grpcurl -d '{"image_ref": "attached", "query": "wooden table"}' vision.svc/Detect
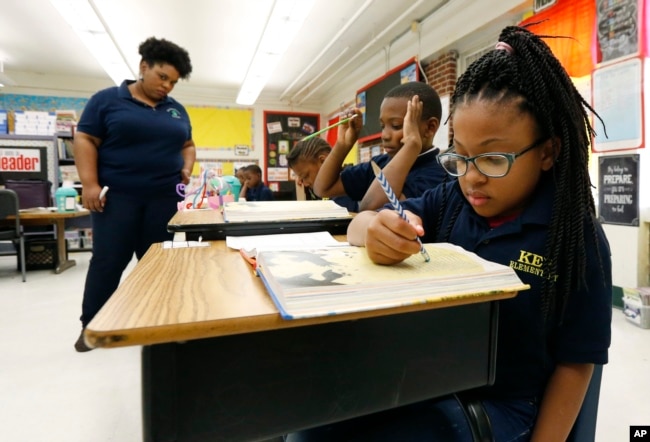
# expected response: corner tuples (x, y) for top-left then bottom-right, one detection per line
(86, 239), (518, 442)
(6, 208), (90, 273)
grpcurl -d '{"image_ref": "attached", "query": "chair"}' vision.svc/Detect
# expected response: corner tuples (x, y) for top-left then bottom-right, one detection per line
(0, 189), (26, 282)
(459, 364), (604, 442)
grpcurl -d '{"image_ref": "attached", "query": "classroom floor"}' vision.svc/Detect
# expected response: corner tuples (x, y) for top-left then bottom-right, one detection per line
(0, 251), (648, 442)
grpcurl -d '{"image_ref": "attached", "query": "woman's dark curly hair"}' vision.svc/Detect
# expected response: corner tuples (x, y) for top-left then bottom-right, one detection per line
(139, 37), (192, 79)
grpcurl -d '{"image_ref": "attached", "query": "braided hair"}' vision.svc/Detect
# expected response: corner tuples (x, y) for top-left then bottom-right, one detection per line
(450, 25), (605, 321)
(286, 137), (332, 168)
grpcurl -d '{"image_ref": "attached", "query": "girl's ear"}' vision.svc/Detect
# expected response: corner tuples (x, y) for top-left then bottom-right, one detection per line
(317, 154), (327, 165)
(540, 137), (560, 171)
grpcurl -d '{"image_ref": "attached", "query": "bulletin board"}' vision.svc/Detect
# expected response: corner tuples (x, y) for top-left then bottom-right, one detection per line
(598, 154), (639, 226)
(263, 111), (319, 200)
(186, 106), (253, 150)
(355, 57), (421, 143)
(592, 57), (644, 152)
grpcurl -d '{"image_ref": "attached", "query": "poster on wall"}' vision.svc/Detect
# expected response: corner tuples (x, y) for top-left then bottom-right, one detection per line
(598, 154), (639, 226)
(596, 0), (639, 64)
(592, 57), (643, 152)
(263, 111), (319, 200)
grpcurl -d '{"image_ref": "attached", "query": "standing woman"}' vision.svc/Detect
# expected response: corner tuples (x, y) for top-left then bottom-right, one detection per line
(74, 37), (194, 352)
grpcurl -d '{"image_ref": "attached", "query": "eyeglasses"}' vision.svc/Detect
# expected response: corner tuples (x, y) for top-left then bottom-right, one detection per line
(437, 138), (547, 178)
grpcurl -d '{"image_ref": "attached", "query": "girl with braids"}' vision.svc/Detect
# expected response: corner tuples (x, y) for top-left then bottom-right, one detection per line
(287, 137), (359, 212)
(289, 25), (612, 441)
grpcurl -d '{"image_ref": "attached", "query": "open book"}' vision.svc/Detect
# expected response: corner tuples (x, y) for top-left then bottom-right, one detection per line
(256, 243), (530, 320)
(222, 200), (351, 223)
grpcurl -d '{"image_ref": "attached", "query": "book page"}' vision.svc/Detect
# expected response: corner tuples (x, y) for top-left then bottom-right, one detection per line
(260, 244), (492, 290)
(226, 231), (344, 252)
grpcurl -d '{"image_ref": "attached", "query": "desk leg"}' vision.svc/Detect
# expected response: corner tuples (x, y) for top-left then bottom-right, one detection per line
(54, 219), (75, 274)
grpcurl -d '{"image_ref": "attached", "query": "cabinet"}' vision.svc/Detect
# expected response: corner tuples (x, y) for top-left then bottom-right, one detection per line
(56, 133), (92, 252)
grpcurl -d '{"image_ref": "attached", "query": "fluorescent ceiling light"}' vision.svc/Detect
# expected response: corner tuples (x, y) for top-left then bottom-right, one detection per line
(236, 0), (315, 105)
(49, 0), (134, 85)
(0, 61), (16, 87)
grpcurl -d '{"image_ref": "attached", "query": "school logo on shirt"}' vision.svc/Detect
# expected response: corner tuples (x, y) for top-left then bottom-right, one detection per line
(167, 108), (182, 119)
(510, 250), (558, 282)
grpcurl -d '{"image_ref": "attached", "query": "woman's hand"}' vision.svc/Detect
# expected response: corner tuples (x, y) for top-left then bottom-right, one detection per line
(82, 184), (105, 212)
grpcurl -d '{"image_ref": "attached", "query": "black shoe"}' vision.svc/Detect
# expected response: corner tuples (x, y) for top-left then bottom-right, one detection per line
(74, 329), (93, 352)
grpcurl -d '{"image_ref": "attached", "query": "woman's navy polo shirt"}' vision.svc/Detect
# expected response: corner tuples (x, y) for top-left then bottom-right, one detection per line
(76, 80), (192, 197)
(400, 177), (612, 399)
(340, 148), (447, 201)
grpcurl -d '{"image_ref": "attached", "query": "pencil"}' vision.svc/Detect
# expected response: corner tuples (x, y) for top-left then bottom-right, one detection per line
(300, 114), (357, 141)
(370, 161), (430, 262)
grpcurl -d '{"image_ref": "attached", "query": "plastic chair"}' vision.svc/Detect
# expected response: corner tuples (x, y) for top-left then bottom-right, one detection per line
(0, 189), (26, 282)
(459, 364), (603, 442)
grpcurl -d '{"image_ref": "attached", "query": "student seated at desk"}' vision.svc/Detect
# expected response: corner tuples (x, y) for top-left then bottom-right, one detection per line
(289, 25), (612, 442)
(239, 164), (273, 201)
(287, 137), (359, 212)
(312, 81), (447, 211)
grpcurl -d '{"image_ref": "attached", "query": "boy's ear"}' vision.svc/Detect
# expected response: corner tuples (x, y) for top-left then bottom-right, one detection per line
(540, 137), (560, 171)
(424, 117), (440, 140)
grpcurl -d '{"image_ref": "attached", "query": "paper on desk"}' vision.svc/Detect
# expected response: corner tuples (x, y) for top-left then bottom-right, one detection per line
(226, 231), (347, 257)
(163, 240), (210, 249)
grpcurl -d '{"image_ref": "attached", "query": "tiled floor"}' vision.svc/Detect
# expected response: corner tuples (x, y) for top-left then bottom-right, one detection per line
(0, 251), (648, 442)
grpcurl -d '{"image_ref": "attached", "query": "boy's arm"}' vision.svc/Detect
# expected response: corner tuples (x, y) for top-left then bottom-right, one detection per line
(358, 96), (424, 211)
(312, 110), (362, 198)
(530, 362), (594, 441)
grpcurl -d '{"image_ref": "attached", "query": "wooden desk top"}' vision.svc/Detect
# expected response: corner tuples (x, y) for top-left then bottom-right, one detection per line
(86, 238), (518, 349)
(12, 208), (90, 221)
(168, 208), (225, 227)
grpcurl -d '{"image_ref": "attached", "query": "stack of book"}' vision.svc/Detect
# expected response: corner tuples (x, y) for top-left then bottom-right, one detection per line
(222, 200), (351, 223)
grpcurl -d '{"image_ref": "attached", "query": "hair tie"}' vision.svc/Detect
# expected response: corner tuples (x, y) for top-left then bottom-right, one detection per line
(495, 41), (514, 54)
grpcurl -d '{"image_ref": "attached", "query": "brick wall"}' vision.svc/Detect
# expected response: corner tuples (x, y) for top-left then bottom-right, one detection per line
(424, 51), (458, 97)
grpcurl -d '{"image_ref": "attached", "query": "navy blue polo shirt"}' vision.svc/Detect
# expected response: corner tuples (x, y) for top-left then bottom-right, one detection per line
(340, 147), (447, 202)
(400, 177), (612, 399)
(76, 80), (192, 197)
(246, 184), (274, 201)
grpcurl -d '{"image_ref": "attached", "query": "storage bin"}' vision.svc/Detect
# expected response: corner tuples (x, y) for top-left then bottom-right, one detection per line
(17, 239), (60, 271)
(623, 295), (650, 329)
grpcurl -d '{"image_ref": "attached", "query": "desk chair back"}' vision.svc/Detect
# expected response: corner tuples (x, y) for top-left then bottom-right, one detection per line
(459, 364), (604, 442)
(0, 189), (26, 281)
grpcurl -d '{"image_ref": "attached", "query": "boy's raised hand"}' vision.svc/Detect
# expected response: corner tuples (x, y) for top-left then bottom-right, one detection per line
(365, 209), (425, 265)
(336, 108), (363, 149)
(401, 95), (423, 150)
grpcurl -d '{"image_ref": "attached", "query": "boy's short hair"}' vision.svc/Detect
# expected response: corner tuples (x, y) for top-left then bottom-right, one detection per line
(244, 164), (262, 176)
(385, 81), (442, 121)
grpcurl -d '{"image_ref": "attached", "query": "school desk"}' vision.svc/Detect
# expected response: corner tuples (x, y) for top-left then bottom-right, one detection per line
(167, 207), (352, 240)
(85, 239), (518, 442)
(3, 208), (90, 273)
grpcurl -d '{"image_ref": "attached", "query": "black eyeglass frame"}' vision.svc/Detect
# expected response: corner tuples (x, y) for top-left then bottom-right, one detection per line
(437, 137), (548, 178)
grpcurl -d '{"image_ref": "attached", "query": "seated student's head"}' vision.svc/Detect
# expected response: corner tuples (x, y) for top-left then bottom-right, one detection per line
(243, 164), (263, 188)
(380, 81), (441, 157)
(286, 138), (332, 188)
(235, 167), (245, 185)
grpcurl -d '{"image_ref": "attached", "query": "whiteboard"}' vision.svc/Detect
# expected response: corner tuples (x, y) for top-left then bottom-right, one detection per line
(592, 57), (643, 152)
